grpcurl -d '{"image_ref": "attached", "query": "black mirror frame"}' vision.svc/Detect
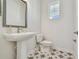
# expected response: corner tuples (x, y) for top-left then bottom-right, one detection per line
(3, 0), (27, 28)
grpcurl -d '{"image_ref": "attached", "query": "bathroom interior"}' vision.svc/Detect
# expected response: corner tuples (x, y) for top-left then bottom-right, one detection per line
(0, 0), (78, 59)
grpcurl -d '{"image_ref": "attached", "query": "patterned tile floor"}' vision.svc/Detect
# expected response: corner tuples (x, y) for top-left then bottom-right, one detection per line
(27, 45), (74, 59)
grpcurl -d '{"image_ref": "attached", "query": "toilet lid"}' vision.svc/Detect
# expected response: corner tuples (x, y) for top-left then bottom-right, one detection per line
(40, 40), (52, 46)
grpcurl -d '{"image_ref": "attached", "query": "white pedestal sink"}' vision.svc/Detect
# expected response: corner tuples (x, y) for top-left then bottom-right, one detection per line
(4, 32), (36, 41)
(4, 32), (37, 59)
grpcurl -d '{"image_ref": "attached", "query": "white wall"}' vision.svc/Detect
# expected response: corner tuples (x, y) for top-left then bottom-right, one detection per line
(0, 16), (15, 59)
(27, 0), (41, 33)
(41, 0), (75, 51)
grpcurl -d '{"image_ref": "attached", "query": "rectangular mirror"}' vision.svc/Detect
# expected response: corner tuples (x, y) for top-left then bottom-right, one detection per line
(3, 0), (27, 28)
(48, 0), (60, 20)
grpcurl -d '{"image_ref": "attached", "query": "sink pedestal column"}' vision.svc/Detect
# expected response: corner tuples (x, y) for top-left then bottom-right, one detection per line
(17, 36), (36, 59)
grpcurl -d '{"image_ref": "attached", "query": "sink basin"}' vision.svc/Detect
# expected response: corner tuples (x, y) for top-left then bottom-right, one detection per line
(4, 32), (36, 41)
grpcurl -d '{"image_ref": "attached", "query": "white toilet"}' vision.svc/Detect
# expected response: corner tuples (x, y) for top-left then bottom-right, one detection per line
(36, 34), (53, 52)
(36, 33), (52, 47)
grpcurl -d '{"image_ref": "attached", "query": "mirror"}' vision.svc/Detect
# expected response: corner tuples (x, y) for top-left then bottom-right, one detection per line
(3, 0), (27, 28)
(48, 0), (60, 20)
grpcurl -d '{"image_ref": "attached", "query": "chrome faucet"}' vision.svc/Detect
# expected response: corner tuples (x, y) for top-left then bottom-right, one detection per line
(17, 27), (23, 33)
